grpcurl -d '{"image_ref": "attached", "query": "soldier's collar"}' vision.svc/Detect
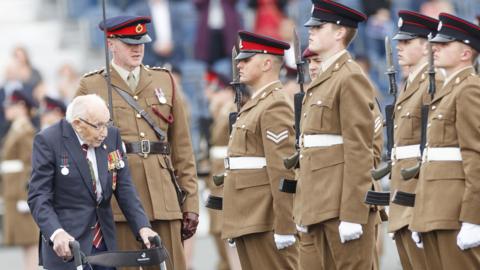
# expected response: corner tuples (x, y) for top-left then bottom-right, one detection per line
(251, 80), (281, 100)
(111, 60), (140, 83)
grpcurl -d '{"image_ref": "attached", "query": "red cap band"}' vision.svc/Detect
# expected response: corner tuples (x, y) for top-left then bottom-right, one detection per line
(107, 23), (147, 37)
(240, 40), (285, 55)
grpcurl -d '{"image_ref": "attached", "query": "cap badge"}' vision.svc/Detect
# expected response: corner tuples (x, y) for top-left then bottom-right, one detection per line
(239, 40), (243, 49)
(311, 4), (315, 14)
(398, 17), (403, 28)
(135, 24), (143, 34)
(438, 21), (442, 31)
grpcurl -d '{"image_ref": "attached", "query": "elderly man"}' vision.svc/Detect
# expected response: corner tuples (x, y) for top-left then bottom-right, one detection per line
(28, 94), (157, 270)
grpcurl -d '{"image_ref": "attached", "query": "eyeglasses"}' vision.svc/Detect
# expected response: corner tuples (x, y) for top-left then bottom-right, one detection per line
(79, 118), (114, 131)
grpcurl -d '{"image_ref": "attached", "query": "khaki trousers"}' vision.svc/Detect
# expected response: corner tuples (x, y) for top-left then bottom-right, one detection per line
(394, 226), (428, 270)
(235, 231), (298, 270)
(422, 229), (480, 270)
(298, 211), (377, 270)
(115, 220), (186, 270)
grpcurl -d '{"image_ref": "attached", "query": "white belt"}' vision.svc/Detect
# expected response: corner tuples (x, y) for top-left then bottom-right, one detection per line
(210, 146), (228, 159)
(423, 147), (462, 162)
(391, 144), (421, 160)
(0, 160), (24, 174)
(302, 134), (344, 148)
(224, 157), (267, 170)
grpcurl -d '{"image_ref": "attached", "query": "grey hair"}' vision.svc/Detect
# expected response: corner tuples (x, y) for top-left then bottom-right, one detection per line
(65, 94), (108, 123)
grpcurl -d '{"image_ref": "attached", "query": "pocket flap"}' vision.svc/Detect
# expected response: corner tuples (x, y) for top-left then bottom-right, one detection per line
(310, 144), (344, 170)
(146, 96), (172, 107)
(310, 96), (334, 108)
(235, 169), (269, 189)
(425, 162), (465, 180)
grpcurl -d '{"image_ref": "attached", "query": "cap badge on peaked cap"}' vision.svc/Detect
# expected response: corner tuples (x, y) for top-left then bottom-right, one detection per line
(398, 17), (403, 28)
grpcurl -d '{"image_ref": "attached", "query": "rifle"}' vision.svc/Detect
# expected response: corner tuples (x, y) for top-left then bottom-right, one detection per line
(283, 28), (305, 170)
(280, 28), (304, 194)
(400, 33), (436, 181)
(370, 36), (397, 180)
(101, 0), (114, 121)
(211, 47), (243, 188)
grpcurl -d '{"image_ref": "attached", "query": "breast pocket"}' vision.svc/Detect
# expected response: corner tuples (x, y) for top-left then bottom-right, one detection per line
(305, 97), (334, 131)
(112, 102), (137, 135)
(399, 107), (421, 140)
(146, 96), (173, 130)
(429, 111), (456, 144)
(229, 120), (258, 155)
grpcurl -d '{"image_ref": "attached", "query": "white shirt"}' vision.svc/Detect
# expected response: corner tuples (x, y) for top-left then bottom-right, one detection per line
(251, 80), (281, 100)
(75, 133), (102, 202)
(111, 60), (140, 86)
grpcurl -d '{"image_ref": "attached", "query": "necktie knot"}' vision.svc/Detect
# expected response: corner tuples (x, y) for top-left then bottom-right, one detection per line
(127, 72), (136, 90)
(81, 144), (88, 158)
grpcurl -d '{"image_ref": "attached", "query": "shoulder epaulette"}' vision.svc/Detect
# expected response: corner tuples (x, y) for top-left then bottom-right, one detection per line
(145, 65), (169, 72)
(83, 68), (105, 78)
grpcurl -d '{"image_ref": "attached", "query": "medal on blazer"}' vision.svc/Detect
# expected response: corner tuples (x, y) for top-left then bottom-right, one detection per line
(108, 150), (125, 170)
(60, 152), (69, 175)
(154, 88), (167, 104)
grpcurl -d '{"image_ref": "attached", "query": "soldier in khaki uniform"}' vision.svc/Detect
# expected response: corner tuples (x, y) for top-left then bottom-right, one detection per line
(409, 13), (480, 269)
(294, 1), (379, 269)
(1, 90), (38, 270)
(386, 11), (441, 270)
(75, 16), (198, 270)
(221, 31), (298, 270)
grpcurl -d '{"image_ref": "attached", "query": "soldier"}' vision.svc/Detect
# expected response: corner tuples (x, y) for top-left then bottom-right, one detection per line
(0, 90), (39, 270)
(302, 48), (321, 81)
(75, 16), (198, 270)
(221, 31), (298, 269)
(294, 1), (379, 269)
(386, 10), (441, 270)
(409, 13), (480, 269)
(40, 96), (66, 129)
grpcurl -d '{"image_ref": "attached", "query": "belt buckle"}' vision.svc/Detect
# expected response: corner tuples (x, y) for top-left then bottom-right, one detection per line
(224, 157), (230, 170)
(141, 139), (151, 158)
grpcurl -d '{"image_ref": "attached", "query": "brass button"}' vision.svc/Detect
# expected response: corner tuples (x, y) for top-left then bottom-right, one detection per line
(397, 105), (402, 110)
(406, 112), (410, 116)
(438, 114), (443, 119)
(136, 113), (141, 118)
(427, 123), (431, 128)
(394, 124), (398, 129)
(432, 105), (436, 110)
(309, 92), (313, 97)
(133, 95), (139, 100)
(300, 154), (303, 159)
(317, 100), (322, 105)
(241, 124), (246, 129)
(140, 132), (145, 137)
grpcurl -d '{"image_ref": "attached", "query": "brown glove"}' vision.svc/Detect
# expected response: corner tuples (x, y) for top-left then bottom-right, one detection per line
(181, 212), (199, 240)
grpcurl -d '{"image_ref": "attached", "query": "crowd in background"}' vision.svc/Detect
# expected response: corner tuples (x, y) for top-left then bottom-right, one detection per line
(0, 1), (479, 269)
(1, 0), (479, 157)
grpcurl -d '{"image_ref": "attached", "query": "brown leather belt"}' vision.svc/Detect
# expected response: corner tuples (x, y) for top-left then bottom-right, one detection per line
(125, 140), (170, 156)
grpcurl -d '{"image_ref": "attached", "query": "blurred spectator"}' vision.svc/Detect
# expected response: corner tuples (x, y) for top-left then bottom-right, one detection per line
(420, 0), (454, 18)
(248, 0), (288, 39)
(130, 0), (176, 66)
(1, 90), (39, 270)
(57, 63), (80, 103)
(8, 46), (43, 97)
(364, 7), (394, 96)
(194, 0), (241, 66)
